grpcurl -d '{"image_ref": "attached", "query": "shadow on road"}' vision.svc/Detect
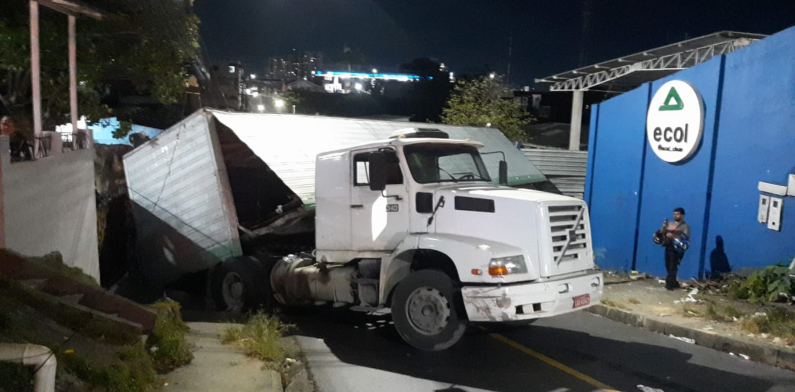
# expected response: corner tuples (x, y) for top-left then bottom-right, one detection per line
(275, 307), (777, 392)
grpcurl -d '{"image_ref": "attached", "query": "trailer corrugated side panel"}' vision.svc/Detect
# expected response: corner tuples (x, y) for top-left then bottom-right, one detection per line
(210, 111), (546, 206)
(124, 111), (242, 284)
(522, 149), (587, 199)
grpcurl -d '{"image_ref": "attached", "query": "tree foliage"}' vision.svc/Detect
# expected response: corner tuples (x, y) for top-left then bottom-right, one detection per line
(441, 75), (531, 142)
(0, 0), (199, 135)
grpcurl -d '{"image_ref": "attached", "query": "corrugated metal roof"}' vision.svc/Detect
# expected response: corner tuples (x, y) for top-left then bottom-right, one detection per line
(210, 110), (547, 205)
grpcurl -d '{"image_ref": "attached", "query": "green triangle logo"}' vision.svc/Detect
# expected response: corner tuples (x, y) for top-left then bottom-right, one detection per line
(659, 87), (684, 111)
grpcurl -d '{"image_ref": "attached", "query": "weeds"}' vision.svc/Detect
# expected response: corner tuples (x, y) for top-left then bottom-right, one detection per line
(601, 298), (629, 310)
(0, 362), (34, 392)
(628, 298), (641, 305)
(22, 251), (98, 286)
(0, 279), (194, 392)
(728, 262), (795, 303)
(146, 301), (194, 373)
(740, 307), (795, 344)
(222, 312), (294, 367)
(61, 346), (157, 392)
(0, 279), (140, 345)
(682, 305), (702, 318)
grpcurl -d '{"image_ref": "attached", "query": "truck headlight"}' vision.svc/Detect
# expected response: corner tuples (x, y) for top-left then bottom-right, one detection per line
(488, 255), (527, 276)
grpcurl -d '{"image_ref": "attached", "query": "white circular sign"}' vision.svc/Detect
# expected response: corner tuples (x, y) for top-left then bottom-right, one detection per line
(646, 80), (704, 163)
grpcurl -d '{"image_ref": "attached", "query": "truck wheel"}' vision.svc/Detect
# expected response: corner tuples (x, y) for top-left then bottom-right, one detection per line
(391, 270), (466, 351)
(211, 256), (271, 312)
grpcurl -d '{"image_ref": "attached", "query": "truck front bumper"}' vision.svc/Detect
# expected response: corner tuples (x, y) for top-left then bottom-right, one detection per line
(461, 269), (603, 322)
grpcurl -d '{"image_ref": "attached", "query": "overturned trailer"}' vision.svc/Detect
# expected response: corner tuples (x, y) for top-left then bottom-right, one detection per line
(124, 109), (549, 285)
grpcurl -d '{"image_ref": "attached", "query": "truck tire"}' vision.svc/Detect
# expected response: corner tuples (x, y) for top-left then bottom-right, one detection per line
(391, 270), (467, 351)
(211, 256), (273, 312)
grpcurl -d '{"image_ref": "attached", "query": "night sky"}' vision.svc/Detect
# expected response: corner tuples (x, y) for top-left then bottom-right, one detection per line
(194, 0), (795, 85)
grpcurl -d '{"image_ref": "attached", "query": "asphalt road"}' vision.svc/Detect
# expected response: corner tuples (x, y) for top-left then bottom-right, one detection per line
(281, 308), (795, 392)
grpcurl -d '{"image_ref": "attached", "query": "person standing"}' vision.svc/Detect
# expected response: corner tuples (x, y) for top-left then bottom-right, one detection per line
(0, 116), (31, 162)
(659, 207), (691, 291)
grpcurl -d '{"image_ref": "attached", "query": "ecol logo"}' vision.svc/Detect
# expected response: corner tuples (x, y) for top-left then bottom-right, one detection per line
(646, 80), (704, 163)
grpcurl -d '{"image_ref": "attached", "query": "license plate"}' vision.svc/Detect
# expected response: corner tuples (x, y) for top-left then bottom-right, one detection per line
(573, 294), (590, 309)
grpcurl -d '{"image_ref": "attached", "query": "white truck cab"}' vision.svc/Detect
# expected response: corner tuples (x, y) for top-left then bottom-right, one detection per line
(270, 128), (603, 350)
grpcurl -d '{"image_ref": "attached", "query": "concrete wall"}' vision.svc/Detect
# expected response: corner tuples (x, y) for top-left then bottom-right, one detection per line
(586, 26), (795, 278)
(1, 139), (100, 282)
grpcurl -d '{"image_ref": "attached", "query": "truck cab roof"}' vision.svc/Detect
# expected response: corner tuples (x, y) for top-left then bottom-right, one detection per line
(319, 137), (485, 157)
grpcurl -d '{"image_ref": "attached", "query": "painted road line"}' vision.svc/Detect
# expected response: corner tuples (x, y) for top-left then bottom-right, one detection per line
(490, 333), (619, 392)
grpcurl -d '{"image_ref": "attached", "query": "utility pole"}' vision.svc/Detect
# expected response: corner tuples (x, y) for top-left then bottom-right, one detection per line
(506, 36), (513, 85)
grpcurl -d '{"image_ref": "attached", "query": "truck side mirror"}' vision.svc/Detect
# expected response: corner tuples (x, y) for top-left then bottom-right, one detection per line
(369, 152), (387, 192)
(499, 160), (508, 185)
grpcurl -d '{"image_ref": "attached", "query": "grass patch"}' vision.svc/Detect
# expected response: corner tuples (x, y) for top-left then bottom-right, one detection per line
(61, 345), (157, 392)
(0, 362), (34, 392)
(221, 312), (293, 368)
(146, 301), (194, 373)
(704, 304), (747, 322)
(628, 298), (641, 305)
(682, 305), (703, 318)
(740, 307), (795, 344)
(22, 251), (98, 286)
(601, 298), (629, 310)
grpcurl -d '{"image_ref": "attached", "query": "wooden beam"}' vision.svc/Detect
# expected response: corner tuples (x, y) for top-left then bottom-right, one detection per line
(38, 0), (103, 20)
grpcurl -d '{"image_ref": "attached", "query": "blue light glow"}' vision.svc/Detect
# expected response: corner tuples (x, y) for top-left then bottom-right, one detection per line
(314, 70), (426, 81)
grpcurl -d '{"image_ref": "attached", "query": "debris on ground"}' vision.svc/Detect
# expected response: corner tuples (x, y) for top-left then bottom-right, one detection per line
(637, 385), (665, 392)
(669, 335), (696, 344)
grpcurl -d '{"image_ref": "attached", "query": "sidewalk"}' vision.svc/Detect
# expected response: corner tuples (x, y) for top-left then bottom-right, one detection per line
(590, 274), (795, 371)
(163, 322), (283, 392)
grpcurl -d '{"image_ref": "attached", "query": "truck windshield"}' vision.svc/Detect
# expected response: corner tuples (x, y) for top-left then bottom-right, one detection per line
(404, 144), (491, 184)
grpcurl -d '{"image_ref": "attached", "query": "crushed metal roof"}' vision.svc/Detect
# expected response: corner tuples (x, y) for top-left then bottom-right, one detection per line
(536, 31), (766, 92)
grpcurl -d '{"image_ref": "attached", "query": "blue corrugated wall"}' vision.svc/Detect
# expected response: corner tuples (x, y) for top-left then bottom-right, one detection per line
(586, 26), (795, 278)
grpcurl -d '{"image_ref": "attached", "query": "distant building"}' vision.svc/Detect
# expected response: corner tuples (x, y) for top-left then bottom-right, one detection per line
(267, 50), (324, 80)
(206, 60), (246, 110)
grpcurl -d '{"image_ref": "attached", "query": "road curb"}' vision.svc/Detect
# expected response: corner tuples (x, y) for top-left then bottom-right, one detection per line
(587, 304), (795, 372)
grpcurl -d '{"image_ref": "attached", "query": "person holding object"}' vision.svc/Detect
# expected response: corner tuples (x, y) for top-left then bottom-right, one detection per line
(658, 207), (691, 291)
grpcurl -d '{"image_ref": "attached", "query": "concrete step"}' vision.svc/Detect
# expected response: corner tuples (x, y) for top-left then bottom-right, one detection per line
(58, 293), (85, 305)
(0, 251), (157, 333)
(18, 278), (48, 290)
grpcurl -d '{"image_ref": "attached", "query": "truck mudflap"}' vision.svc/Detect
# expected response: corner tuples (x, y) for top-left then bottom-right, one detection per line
(461, 270), (603, 322)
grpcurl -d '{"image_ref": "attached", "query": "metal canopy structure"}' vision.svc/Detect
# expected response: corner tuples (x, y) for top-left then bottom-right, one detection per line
(534, 31), (766, 150)
(537, 31), (766, 92)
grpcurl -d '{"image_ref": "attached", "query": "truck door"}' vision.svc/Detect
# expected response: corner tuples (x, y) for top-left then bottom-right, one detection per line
(350, 149), (409, 251)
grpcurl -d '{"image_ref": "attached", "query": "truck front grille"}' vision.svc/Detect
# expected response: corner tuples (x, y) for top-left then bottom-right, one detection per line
(547, 204), (589, 263)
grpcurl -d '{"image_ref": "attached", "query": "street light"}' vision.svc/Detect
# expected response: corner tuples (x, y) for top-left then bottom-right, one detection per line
(257, 104), (265, 112)
(355, 83), (363, 91)
(372, 68), (378, 73)
(489, 73), (496, 79)
(250, 74), (257, 80)
(274, 99), (285, 109)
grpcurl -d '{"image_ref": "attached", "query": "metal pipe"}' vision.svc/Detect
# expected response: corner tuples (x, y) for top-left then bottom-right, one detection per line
(29, 1), (42, 156)
(68, 14), (78, 146)
(0, 344), (57, 392)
